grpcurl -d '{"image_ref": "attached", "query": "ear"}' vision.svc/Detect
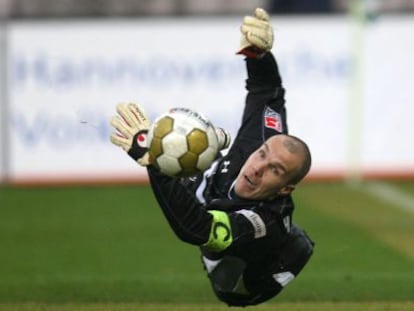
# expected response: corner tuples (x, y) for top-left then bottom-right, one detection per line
(278, 185), (295, 195)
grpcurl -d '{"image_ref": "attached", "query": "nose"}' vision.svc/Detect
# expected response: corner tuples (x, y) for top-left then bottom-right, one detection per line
(253, 161), (265, 177)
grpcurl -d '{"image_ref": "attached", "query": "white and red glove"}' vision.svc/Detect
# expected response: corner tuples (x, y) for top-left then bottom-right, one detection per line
(110, 102), (151, 166)
(237, 8), (274, 58)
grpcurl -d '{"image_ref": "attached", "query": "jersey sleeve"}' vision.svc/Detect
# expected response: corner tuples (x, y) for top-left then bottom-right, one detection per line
(147, 166), (213, 246)
(206, 198), (293, 253)
(202, 205), (289, 253)
(148, 166), (236, 250)
(147, 166), (291, 253)
(230, 52), (289, 156)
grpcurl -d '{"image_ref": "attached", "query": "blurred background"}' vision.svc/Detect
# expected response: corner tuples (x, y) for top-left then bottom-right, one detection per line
(0, 0), (413, 185)
(1, 0), (414, 17)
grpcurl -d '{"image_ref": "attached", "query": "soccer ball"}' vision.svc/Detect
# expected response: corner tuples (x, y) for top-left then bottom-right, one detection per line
(147, 108), (219, 177)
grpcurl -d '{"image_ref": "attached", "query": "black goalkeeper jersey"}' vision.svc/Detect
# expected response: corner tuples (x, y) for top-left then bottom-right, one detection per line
(147, 52), (314, 306)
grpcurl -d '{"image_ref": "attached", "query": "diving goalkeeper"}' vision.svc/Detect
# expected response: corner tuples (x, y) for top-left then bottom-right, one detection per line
(110, 8), (314, 306)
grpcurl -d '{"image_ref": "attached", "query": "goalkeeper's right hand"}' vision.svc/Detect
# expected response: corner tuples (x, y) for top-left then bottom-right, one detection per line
(237, 8), (274, 58)
(110, 102), (151, 166)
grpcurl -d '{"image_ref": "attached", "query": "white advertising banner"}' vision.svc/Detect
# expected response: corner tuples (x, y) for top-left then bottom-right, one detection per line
(6, 16), (414, 184)
(362, 16), (414, 174)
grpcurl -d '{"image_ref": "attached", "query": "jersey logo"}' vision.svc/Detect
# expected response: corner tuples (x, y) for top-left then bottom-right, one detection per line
(283, 216), (291, 233)
(272, 271), (295, 287)
(264, 107), (283, 132)
(201, 256), (222, 274)
(195, 160), (219, 205)
(221, 160), (231, 173)
(236, 209), (266, 238)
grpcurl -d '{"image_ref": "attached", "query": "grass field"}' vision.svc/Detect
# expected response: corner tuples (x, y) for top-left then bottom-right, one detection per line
(0, 181), (413, 310)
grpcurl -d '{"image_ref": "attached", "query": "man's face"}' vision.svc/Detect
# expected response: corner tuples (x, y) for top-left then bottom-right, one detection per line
(234, 135), (303, 200)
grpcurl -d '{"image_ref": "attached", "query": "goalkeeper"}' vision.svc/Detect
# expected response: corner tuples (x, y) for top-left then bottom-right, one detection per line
(110, 8), (314, 307)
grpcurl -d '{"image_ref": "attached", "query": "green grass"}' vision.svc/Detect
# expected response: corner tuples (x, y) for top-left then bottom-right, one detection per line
(0, 301), (414, 311)
(0, 181), (413, 309)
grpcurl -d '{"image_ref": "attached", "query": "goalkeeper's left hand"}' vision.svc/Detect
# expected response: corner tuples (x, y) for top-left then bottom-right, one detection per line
(237, 8), (274, 58)
(110, 102), (151, 166)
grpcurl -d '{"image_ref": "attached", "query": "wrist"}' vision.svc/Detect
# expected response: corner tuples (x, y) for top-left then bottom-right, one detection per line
(127, 130), (149, 162)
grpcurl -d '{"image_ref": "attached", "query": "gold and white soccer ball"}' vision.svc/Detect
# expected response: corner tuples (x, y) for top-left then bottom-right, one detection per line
(147, 108), (219, 177)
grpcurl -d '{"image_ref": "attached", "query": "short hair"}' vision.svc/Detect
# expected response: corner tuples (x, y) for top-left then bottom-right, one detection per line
(283, 135), (312, 185)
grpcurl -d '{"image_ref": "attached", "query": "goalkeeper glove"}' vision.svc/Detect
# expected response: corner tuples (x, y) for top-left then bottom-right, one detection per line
(110, 102), (151, 166)
(237, 8), (274, 58)
(215, 127), (231, 150)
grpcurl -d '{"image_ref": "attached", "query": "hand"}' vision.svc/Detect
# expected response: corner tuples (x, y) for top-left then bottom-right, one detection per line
(237, 8), (274, 58)
(215, 127), (232, 150)
(110, 102), (151, 166)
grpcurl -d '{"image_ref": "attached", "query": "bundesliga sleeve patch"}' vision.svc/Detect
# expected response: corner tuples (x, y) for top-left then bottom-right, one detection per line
(264, 106), (283, 132)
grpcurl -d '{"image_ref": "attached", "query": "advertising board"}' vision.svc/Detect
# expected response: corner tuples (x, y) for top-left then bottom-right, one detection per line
(5, 16), (414, 183)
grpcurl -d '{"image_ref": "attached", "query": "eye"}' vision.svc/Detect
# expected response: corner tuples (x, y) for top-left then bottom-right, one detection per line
(270, 165), (279, 175)
(258, 149), (265, 159)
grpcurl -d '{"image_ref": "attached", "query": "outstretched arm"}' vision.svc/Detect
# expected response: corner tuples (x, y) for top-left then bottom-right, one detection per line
(147, 166), (288, 252)
(109, 103), (235, 251)
(231, 10), (288, 152)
